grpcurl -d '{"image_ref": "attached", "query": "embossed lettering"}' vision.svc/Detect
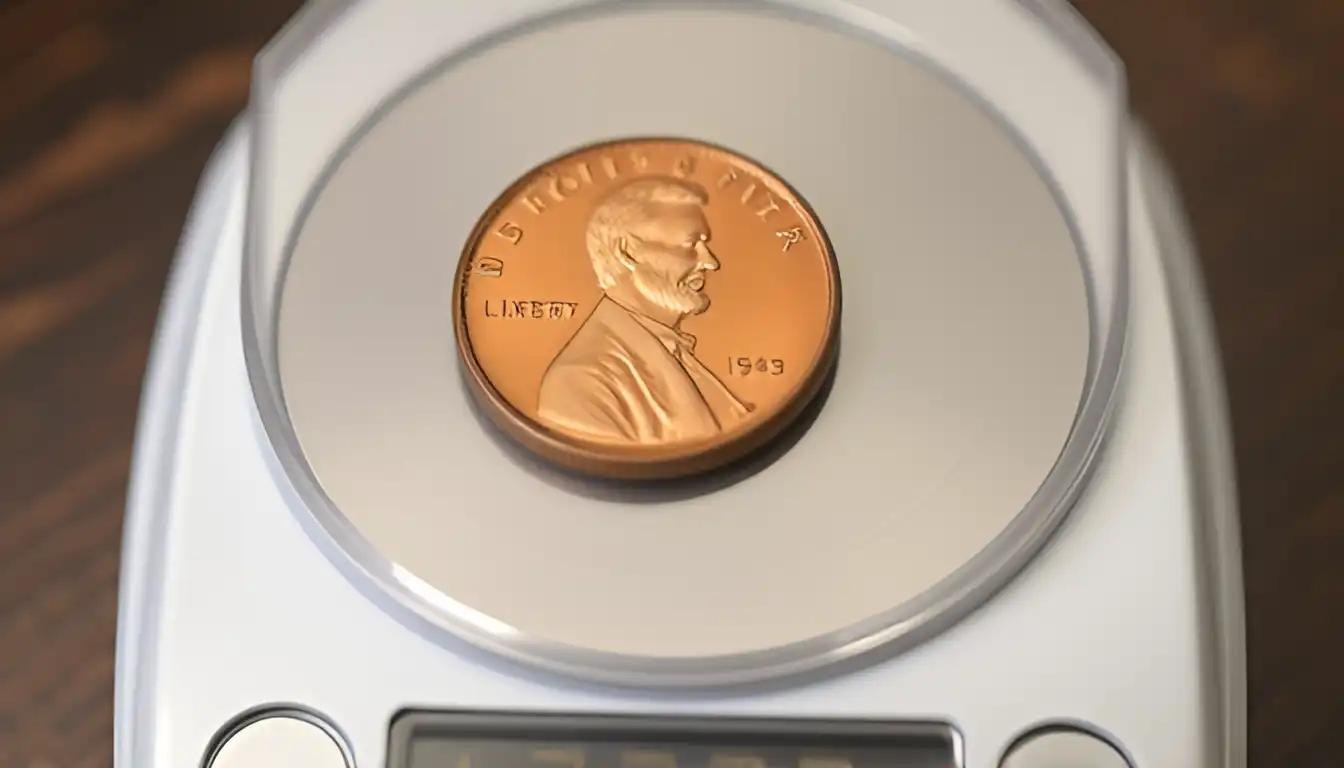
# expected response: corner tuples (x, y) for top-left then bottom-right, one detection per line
(484, 300), (580, 319)
(521, 162), (609, 216)
(729, 357), (785, 376)
(548, 173), (582, 201)
(476, 257), (505, 277)
(755, 194), (781, 222)
(776, 227), (805, 251)
(522, 194), (547, 215)
(576, 161), (595, 185)
(674, 156), (697, 178)
(495, 222), (523, 245)
(718, 169), (781, 220)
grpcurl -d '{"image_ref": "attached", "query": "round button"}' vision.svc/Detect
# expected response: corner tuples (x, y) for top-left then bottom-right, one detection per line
(206, 712), (350, 768)
(1000, 727), (1132, 768)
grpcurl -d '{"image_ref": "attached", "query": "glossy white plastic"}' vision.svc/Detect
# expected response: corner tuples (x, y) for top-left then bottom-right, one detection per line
(113, 1), (1244, 767)
(113, 119), (1243, 768)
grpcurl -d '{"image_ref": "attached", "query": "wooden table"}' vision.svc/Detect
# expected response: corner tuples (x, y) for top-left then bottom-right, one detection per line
(1, 1), (1339, 765)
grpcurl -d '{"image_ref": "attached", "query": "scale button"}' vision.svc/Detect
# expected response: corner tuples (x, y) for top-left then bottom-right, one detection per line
(208, 714), (350, 768)
(1000, 728), (1131, 768)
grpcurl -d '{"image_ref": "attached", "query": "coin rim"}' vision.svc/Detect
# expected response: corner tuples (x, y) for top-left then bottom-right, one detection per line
(451, 135), (842, 480)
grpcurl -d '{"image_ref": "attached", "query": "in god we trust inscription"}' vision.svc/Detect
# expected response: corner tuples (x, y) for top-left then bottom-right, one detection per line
(453, 138), (841, 480)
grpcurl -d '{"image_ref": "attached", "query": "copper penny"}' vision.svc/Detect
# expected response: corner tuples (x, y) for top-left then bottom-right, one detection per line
(453, 137), (840, 480)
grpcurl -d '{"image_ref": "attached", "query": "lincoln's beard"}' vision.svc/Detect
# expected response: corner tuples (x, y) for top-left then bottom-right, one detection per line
(631, 265), (710, 318)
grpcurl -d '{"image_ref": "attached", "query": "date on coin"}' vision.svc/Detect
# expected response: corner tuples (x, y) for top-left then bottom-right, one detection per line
(453, 137), (840, 480)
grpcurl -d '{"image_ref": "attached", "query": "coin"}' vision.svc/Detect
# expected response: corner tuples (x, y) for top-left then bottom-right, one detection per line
(453, 138), (840, 480)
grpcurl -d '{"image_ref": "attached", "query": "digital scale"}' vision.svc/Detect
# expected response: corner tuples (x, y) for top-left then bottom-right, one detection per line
(112, 1), (1247, 767)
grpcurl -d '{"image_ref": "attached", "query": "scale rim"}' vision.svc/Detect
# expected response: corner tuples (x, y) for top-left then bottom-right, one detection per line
(239, 0), (1131, 689)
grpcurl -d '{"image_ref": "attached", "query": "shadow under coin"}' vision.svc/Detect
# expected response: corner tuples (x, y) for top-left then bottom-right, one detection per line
(463, 341), (842, 505)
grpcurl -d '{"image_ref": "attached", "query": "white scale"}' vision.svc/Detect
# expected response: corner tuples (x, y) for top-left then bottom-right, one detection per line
(112, 1), (1248, 767)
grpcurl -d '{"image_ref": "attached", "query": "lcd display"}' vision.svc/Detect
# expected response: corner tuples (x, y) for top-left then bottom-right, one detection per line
(389, 713), (958, 768)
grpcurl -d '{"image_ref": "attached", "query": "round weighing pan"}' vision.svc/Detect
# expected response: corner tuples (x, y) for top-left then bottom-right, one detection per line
(270, 3), (1110, 687)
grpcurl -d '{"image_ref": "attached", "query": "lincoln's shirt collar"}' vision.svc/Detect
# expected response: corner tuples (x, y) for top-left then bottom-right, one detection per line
(610, 299), (698, 354)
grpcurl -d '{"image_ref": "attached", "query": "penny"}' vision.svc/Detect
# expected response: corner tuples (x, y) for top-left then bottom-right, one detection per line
(453, 138), (840, 480)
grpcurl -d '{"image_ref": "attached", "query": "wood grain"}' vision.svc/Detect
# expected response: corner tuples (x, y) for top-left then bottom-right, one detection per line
(0, 1), (1340, 766)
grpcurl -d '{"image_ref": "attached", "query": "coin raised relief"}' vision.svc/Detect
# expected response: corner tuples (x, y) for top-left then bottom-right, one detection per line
(453, 138), (841, 480)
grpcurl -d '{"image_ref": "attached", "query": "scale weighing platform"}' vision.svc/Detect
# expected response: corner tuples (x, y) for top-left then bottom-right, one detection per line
(112, 1), (1247, 767)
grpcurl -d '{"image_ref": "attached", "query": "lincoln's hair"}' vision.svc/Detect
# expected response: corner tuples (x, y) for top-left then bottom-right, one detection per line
(586, 176), (709, 289)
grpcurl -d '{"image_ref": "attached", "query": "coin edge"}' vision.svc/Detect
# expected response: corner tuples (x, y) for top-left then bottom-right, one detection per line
(451, 136), (842, 481)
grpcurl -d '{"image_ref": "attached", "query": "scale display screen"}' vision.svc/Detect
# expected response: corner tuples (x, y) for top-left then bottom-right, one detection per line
(388, 713), (959, 768)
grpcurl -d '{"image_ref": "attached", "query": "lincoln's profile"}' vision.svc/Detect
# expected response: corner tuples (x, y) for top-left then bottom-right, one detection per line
(536, 176), (753, 445)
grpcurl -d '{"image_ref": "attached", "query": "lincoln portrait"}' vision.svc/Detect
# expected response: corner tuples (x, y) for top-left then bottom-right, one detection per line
(536, 176), (753, 445)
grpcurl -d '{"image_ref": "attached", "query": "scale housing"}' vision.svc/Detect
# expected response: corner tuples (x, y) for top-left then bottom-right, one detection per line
(113, 1), (1247, 767)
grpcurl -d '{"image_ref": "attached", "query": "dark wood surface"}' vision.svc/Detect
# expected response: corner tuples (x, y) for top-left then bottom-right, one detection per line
(0, 1), (1340, 766)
